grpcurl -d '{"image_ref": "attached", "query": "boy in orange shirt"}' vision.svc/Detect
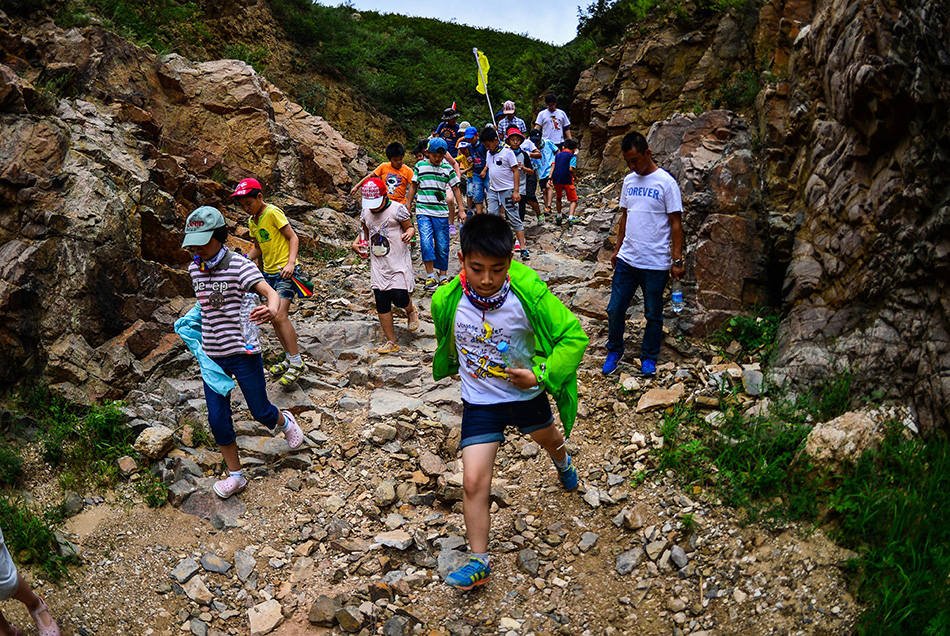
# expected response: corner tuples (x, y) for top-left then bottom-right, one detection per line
(351, 142), (414, 205)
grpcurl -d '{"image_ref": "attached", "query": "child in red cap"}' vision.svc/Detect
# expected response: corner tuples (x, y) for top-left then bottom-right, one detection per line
(231, 178), (305, 387)
(353, 177), (419, 353)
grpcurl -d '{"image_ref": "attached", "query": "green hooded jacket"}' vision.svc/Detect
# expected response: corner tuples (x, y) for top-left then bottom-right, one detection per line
(431, 260), (589, 436)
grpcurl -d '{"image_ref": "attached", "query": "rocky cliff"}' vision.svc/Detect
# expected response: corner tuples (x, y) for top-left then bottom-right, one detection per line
(0, 10), (369, 400)
(571, 0), (950, 434)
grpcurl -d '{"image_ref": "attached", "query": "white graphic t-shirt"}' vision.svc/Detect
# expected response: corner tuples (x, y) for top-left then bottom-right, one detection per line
(454, 291), (541, 405)
(616, 167), (683, 270)
(486, 146), (519, 192)
(534, 108), (571, 144)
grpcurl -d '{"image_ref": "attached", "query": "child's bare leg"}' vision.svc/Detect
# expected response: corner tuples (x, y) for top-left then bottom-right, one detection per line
(529, 423), (567, 463)
(447, 187), (456, 226)
(475, 201), (484, 214)
(219, 443), (243, 473)
(0, 609), (15, 636)
(1, 574), (57, 634)
(544, 182), (553, 210)
(556, 196), (563, 216)
(529, 199), (542, 218)
(423, 261), (434, 275)
(271, 298), (299, 356)
(569, 200), (577, 218)
(516, 230), (527, 249)
(378, 311), (397, 345)
(461, 442), (500, 553)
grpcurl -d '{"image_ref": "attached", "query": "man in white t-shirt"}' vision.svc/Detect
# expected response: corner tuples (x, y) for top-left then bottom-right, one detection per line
(481, 126), (529, 260)
(534, 93), (572, 147)
(602, 132), (685, 377)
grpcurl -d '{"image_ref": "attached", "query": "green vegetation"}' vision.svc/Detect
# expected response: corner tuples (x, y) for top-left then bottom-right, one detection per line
(134, 472), (168, 507)
(269, 0), (569, 137)
(578, 0), (763, 47)
(0, 445), (23, 486)
(80, 0), (208, 52)
(712, 68), (761, 111)
(307, 243), (349, 262)
(222, 43), (270, 74)
(185, 418), (215, 449)
(294, 79), (329, 117)
(712, 311), (781, 361)
(0, 496), (74, 581)
(651, 371), (948, 634)
(15, 387), (134, 490)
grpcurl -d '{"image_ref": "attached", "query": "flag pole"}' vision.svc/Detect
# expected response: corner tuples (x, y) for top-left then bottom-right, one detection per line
(473, 48), (496, 129)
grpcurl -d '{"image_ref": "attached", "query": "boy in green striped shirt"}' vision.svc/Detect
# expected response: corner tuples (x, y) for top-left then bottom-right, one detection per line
(407, 138), (464, 291)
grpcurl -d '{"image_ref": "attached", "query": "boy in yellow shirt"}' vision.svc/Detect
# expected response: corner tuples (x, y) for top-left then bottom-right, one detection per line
(231, 178), (305, 387)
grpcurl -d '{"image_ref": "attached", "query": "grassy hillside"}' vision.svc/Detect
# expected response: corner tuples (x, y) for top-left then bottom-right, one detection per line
(269, 0), (580, 138)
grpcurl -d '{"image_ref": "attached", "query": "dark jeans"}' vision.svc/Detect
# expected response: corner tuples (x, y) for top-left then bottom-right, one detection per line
(204, 353), (280, 446)
(606, 259), (669, 361)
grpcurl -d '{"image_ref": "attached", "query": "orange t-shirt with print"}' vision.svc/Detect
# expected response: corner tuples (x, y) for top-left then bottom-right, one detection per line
(373, 163), (414, 205)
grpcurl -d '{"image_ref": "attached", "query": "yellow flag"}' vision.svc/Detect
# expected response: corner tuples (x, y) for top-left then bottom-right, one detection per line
(475, 49), (490, 95)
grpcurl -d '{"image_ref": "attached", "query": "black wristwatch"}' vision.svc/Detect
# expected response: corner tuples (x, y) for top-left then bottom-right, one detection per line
(673, 259), (684, 267)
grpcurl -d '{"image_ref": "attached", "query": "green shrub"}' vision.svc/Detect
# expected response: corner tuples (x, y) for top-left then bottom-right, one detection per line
(0, 496), (73, 582)
(134, 472), (168, 507)
(712, 311), (780, 361)
(222, 43), (270, 74)
(0, 445), (23, 486)
(830, 425), (950, 635)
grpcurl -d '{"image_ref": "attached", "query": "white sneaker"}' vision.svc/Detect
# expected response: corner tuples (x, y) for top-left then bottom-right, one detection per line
(514, 241), (522, 250)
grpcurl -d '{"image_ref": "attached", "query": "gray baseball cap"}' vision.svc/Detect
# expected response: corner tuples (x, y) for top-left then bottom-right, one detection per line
(182, 206), (226, 247)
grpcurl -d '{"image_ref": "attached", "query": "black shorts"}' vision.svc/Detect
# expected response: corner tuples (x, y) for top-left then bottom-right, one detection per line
(539, 177), (550, 192)
(373, 288), (411, 313)
(460, 392), (554, 448)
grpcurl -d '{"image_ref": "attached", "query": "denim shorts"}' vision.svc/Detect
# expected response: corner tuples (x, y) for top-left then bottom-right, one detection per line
(468, 173), (486, 204)
(460, 392), (554, 448)
(262, 265), (303, 300)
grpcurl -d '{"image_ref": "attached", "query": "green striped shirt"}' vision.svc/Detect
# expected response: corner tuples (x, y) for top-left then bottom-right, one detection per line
(412, 160), (459, 218)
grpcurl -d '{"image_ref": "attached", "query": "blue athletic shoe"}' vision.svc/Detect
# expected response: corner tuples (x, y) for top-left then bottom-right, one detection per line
(445, 557), (491, 590)
(555, 456), (578, 490)
(602, 351), (622, 375)
(641, 358), (657, 376)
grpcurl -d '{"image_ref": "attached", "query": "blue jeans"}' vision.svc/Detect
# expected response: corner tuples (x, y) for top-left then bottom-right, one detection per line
(204, 353), (280, 446)
(417, 214), (450, 272)
(606, 259), (669, 362)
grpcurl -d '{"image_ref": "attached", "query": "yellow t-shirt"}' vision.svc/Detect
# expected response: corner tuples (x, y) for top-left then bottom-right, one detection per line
(249, 204), (297, 274)
(457, 154), (473, 179)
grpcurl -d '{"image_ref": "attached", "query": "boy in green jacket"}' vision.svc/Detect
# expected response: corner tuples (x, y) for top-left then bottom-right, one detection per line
(431, 214), (589, 591)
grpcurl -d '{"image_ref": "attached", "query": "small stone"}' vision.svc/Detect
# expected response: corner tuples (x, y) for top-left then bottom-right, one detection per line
(248, 599), (283, 636)
(646, 540), (668, 561)
(668, 598), (687, 612)
(419, 451), (446, 476)
(200, 553), (232, 574)
(335, 606), (364, 633)
(616, 548), (643, 575)
(368, 422), (398, 444)
(670, 545), (688, 569)
(170, 558), (200, 583)
(182, 575), (213, 605)
(742, 369), (764, 396)
(375, 480), (398, 507)
(308, 595), (340, 626)
(578, 532), (598, 552)
(733, 588), (748, 603)
(374, 530), (414, 550)
(583, 489), (601, 508)
(624, 503), (650, 530)
(381, 615), (413, 636)
(133, 425), (176, 458)
(63, 491), (84, 515)
(189, 618), (208, 636)
(289, 556), (314, 583)
(517, 549), (540, 576)
(499, 617), (521, 630)
(234, 550), (256, 582)
(338, 397), (363, 411)
(520, 442), (540, 457)
(621, 375), (641, 391)
(117, 455), (137, 476)
(636, 387), (684, 413)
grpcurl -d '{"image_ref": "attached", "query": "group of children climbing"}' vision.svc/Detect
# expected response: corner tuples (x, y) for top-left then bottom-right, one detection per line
(163, 104), (678, 598)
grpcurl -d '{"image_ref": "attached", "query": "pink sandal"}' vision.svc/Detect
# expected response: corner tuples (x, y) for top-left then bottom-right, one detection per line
(29, 597), (61, 636)
(282, 411), (303, 449)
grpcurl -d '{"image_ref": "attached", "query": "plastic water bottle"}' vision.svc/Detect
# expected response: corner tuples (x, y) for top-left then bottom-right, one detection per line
(240, 293), (260, 352)
(496, 341), (531, 369)
(671, 279), (684, 313)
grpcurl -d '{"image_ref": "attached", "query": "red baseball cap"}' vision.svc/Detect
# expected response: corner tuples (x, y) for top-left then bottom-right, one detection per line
(361, 177), (387, 208)
(230, 177), (261, 197)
